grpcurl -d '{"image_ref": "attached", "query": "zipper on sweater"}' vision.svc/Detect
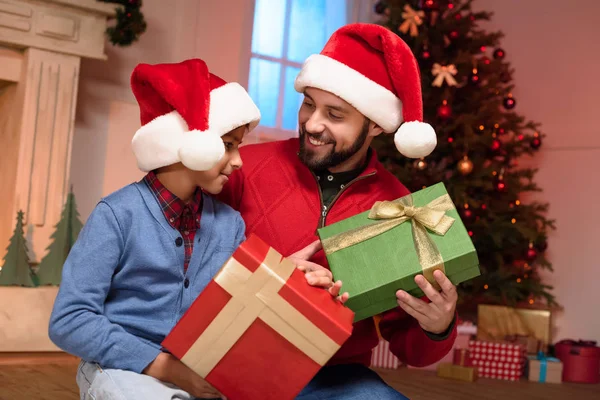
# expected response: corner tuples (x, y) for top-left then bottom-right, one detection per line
(311, 170), (376, 229)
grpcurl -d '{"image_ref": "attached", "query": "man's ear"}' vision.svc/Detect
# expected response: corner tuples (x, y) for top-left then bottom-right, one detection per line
(368, 121), (385, 138)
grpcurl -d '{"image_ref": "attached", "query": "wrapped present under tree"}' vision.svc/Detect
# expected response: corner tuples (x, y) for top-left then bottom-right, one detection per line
(162, 235), (354, 400)
(527, 352), (562, 384)
(318, 182), (480, 321)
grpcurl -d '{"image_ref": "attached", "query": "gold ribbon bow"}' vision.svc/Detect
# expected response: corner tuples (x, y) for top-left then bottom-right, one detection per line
(399, 5), (425, 37)
(432, 63), (458, 87)
(321, 194), (456, 285)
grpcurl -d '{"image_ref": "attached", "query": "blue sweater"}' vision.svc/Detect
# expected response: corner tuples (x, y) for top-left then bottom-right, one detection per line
(49, 181), (245, 373)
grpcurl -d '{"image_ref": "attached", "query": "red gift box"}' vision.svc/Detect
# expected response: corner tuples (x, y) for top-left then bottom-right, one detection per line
(468, 340), (526, 381)
(554, 340), (600, 384)
(162, 235), (355, 400)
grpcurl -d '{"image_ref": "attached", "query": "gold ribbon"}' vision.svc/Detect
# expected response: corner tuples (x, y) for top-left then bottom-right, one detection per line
(321, 194), (455, 285)
(399, 5), (424, 37)
(180, 247), (341, 377)
(432, 63), (458, 87)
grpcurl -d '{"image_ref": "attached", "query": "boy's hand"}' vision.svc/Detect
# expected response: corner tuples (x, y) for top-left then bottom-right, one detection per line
(144, 352), (225, 399)
(289, 240), (349, 304)
(395, 270), (458, 334)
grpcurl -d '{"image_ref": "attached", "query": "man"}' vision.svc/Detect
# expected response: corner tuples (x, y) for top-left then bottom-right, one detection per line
(219, 23), (457, 398)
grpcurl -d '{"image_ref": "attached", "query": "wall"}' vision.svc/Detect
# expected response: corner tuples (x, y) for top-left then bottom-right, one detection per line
(70, 0), (600, 342)
(473, 0), (600, 342)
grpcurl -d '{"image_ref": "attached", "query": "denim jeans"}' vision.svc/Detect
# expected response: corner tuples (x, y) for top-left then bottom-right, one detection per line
(76, 360), (407, 400)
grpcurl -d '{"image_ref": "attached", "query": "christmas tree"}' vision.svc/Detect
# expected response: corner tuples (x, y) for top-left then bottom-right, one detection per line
(36, 190), (83, 286)
(0, 210), (35, 287)
(372, 0), (556, 312)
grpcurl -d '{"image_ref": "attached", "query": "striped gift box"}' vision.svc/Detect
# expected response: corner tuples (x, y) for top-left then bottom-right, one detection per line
(371, 339), (400, 369)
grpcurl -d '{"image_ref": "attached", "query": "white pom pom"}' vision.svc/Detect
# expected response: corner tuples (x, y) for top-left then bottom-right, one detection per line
(178, 130), (225, 171)
(394, 121), (437, 158)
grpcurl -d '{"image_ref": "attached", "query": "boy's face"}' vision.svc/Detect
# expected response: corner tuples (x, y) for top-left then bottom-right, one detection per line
(297, 87), (383, 171)
(191, 125), (246, 194)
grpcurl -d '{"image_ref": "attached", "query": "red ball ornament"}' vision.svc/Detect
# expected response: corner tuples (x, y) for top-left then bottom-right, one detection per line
(526, 247), (537, 261)
(495, 175), (507, 192)
(491, 139), (502, 151)
(463, 209), (474, 220)
(437, 103), (452, 119)
(449, 30), (459, 39)
(503, 96), (516, 109)
(469, 70), (480, 85)
(493, 48), (506, 60)
(481, 56), (491, 65)
(423, 0), (439, 10)
(454, 13), (462, 21)
(421, 50), (431, 59)
(530, 137), (542, 149)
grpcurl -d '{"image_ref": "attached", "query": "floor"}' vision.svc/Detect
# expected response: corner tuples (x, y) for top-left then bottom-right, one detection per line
(1, 354), (599, 399)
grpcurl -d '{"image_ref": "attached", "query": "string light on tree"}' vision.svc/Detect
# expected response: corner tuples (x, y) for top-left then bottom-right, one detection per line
(458, 155), (474, 175)
(413, 158), (428, 170)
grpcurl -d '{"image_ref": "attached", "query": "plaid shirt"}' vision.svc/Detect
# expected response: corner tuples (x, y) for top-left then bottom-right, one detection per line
(143, 171), (202, 273)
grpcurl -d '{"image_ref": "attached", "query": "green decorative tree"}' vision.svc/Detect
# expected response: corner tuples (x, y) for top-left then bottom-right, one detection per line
(372, 0), (556, 313)
(36, 190), (83, 286)
(0, 210), (35, 287)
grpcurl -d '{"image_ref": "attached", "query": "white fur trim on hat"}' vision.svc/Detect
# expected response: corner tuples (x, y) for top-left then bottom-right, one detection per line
(132, 110), (188, 172)
(178, 129), (225, 171)
(132, 83), (260, 172)
(394, 121), (437, 158)
(209, 82), (261, 134)
(294, 54), (402, 133)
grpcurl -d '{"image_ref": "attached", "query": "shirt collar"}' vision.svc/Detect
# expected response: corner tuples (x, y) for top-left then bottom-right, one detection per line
(143, 171), (202, 229)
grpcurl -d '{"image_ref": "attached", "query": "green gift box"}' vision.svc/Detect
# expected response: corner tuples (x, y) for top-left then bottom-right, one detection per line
(317, 182), (480, 322)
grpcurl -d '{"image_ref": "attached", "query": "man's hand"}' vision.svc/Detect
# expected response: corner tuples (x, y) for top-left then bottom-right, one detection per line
(288, 240), (349, 303)
(144, 352), (225, 399)
(395, 270), (457, 334)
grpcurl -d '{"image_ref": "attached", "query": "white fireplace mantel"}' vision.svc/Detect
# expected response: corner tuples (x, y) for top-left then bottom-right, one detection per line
(0, 0), (116, 352)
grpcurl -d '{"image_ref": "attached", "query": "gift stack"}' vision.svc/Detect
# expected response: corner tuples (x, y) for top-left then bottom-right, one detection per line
(162, 235), (355, 400)
(527, 352), (563, 384)
(468, 340), (527, 381)
(318, 182), (481, 322)
(554, 340), (600, 384)
(436, 348), (477, 382)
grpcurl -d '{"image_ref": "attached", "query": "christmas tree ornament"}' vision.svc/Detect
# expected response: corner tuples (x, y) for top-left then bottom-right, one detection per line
(421, 49), (431, 59)
(413, 158), (428, 170)
(449, 30), (459, 39)
(526, 243), (537, 261)
(503, 94), (516, 109)
(493, 48), (506, 60)
(458, 155), (474, 175)
(437, 100), (452, 119)
(536, 238), (548, 252)
(494, 174), (506, 192)
(530, 134), (542, 149)
(423, 0), (439, 10)
(480, 46), (487, 52)
(374, 1), (387, 14)
(399, 5), (425, 37)
(454, 13), (462, 21)
(469, 68), (480, 85)
(491, 139), (502, 151)
(462, 208), (474, 221)
(431, 63), (458, 87)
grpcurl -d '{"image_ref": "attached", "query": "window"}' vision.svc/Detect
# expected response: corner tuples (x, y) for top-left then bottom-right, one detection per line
(248, 0), (352, 139)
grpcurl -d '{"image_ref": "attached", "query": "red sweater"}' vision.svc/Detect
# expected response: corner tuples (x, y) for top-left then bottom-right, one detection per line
(218, 138), (456, 367)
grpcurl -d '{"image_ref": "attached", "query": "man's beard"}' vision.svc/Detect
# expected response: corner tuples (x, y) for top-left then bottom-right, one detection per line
(298, 119), (370, 171)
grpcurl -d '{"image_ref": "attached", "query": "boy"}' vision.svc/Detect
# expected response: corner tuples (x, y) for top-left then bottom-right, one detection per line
(49, 59), (342, 399)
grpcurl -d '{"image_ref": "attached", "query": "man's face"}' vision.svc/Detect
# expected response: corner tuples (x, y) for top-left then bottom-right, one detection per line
(297, 88), (382, 171)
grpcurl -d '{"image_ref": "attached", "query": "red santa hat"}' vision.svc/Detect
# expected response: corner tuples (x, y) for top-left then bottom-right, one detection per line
(130, 59), (260, 171)
(294, 23), (436, 158)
